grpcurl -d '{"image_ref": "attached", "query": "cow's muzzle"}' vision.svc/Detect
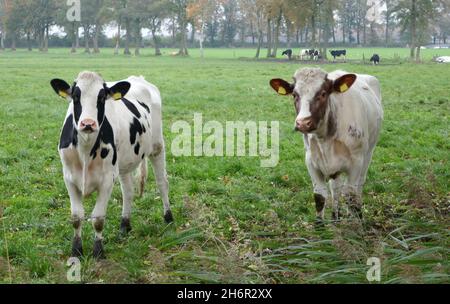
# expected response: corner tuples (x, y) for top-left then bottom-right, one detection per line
(80, 119), (97, 133)
(295, 117), (316, 133)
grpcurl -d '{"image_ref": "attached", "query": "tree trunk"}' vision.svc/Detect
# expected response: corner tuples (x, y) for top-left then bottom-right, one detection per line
(410, 0), (417, 60)
(84, 26), (90, 53)
(271, 9), (282, 57)
(11, 33), (16, 51)
(114, 23), (120, 55)
(124, 17), (131, 55)
(250, 20), (255, 45)
(135, 19), (141, 56)
(93, 24), (100, 53)
(200, 22), (205, 58)
(0, 31), (4, 50)
(415, 46), (421, 62)
(75, 27), (80, 48)
(71, 23), (77, 53)
(266, 18), (272, 57)
(27, 31), (32, 51)
(44, 25), (49, 52)
(255, 29), (263, 59)
(151, 20), (162, 56)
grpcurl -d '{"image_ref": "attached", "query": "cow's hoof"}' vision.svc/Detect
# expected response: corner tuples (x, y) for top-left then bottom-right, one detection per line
(71, 236), (83, 257)
(93, 239), (106, 259)
(120, 217), (132, 235)
(164, 210), (174, 224)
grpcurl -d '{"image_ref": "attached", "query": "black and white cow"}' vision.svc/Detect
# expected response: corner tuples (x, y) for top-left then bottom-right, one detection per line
(370, 54), (380, 65)
(50, 71), (173, 258)
(330, 49), (347, 60)
(270, 68), (383, 222)
(282, 49), (293, 60)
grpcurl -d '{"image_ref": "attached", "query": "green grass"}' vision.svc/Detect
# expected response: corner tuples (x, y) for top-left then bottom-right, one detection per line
(0, 48), (449, 284)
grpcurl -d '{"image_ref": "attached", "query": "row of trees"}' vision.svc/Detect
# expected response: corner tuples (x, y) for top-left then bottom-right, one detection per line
(1, 0), (449, 60)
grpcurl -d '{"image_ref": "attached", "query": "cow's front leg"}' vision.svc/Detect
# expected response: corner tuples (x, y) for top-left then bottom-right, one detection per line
(119, 173), (133, 235)
(91, 182), (113, 259)
(65, 179), (84, 257)
(305, 154), (329, 223)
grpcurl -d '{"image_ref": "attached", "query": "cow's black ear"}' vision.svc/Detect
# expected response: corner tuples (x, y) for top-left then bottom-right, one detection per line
(270, 78), (294, 96)
(108, 81), (131, 100)
(50, 79), (71, 99)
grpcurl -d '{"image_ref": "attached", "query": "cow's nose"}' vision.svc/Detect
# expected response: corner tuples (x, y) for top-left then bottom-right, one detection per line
(80, 119), (97, 132)
(296, 118), (313, 133)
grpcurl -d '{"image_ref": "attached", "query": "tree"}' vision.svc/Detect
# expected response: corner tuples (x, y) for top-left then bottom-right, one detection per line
(188, 0), (218, 58)
(171, 0), (189, 56)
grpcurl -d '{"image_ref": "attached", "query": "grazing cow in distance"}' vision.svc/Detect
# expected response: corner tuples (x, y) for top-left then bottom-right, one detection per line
(330, 49), (347, 61)
(282, 49), (293, 60)
(370, 54), (380, 65)
(300, 49), (321, 61)
(269, 68), (383, 222)
(435, 56), (450, 63)
(50, 71), (173, 258)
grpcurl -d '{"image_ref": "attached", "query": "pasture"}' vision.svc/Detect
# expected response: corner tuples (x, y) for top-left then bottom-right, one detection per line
(0, 48), (449, 283)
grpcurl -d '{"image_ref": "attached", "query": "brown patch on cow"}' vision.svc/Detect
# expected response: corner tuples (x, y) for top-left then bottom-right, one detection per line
(333, 140), (351, 158)
(309, 78), (333, 129)
(314, 193), (326, 213)
(150, 143), (163, 157)
(327, 112), (337, 137)
(93, 218), (104, 233)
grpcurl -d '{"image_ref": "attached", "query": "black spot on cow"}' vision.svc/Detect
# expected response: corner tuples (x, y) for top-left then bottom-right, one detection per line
(138, 101), (150, 113)
(129, 117), (143, 145)
(101, 148), (109, 159)
(59, 114), (78, 149)
(121, 98), (141, 118)
(72, 87), (82, 124)
(134, 143), (140, 155)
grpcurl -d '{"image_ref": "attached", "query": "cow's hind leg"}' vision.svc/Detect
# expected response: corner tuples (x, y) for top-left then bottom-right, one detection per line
(330, 175), (343, 221)
(119, 173), (134, 235)
(149, 144), (173, 223)
(91, 182), (113, 259)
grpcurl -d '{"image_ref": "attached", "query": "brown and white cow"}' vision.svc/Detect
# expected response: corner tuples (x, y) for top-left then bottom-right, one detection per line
(270, 68), (383, 221)
(51, 71), (173, 258)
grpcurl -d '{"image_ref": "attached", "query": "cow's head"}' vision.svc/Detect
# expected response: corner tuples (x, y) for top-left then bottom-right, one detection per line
(270, 68), (356, 133)
(51, 71), (130, 134)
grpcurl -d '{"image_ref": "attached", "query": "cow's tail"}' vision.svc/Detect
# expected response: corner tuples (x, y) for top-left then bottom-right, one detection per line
(138, 157), (148, 198)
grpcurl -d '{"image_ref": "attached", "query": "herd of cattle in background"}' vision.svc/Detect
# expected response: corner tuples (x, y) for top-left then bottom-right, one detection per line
(281, 48), (381, 65)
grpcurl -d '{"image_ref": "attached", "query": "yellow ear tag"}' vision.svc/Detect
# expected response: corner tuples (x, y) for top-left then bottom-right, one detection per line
(59, 91), (68, 98)
(340, 83), (349, 93)
(278, 87), (287, 95)
(112, 92), (122, 100)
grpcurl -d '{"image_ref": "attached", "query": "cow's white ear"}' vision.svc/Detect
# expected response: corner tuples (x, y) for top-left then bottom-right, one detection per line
(50, 79), (72, 100)
(270, 79), (294, 96)
(108, 81), (131, 100)
(333, 74), (356, 93)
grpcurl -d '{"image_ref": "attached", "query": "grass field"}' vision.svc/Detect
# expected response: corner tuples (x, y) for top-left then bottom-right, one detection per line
(0, 48), (449, 284)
